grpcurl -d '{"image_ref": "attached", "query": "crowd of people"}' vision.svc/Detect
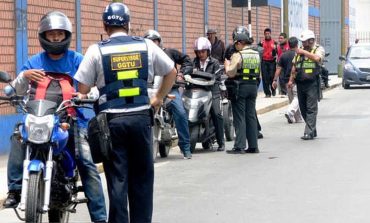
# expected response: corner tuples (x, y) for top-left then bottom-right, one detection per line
(2, 2), (327, 223)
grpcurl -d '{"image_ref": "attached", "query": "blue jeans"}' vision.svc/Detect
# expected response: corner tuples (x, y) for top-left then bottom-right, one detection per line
(167, 88), (191, 155)
(7, 127), (107, 222)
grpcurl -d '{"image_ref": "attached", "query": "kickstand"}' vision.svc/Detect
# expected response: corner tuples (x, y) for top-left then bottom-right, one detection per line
(13, 208), (25, 221)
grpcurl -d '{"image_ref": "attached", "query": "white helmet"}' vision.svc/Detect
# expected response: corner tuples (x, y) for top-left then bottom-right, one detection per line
(299, 30), (315, 41)
(194, 37), (212, 53)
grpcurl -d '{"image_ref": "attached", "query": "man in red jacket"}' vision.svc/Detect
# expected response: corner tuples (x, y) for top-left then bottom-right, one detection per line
(258, 28), (277, 97)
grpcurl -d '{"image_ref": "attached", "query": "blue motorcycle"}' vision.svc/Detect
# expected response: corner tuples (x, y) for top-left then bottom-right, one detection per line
(0, 71), (95, 223)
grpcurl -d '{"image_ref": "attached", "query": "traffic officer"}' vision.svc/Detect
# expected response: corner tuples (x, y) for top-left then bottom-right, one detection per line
(224, 26), (260, 154)
(288, 30), (325, 140)
(144, 29), (193, 159)
(74, 2), (177, 223)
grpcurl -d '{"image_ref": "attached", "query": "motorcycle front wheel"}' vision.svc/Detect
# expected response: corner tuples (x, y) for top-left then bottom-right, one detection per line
(26, 171), (44, 223)
(222, 101), (235, 141)
(189, 125), (199, 153)
(48, 209), (70, 223)
(152, 124), (161, 161)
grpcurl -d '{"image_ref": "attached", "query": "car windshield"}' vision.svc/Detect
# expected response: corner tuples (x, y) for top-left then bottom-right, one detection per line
(349, 46), (370, 59)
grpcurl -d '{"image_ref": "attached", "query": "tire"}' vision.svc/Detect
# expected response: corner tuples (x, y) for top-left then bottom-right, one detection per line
(189, 125), (199, 153)
(159, 143), (170, 158)
(26, 171), (44, 223)
(222, 102), (235, 141)
(152, 124), (161, 161)
(342, 80), (350, 89)
(48, 209), (69, 223)
(202, 140), (213, 150)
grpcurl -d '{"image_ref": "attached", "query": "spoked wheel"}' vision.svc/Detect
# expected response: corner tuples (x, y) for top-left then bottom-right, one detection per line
(223, 101), (235, 141)
(48, 209), (70, 223)
(26, 171), (44, 223)
(152, 124), (161, 161)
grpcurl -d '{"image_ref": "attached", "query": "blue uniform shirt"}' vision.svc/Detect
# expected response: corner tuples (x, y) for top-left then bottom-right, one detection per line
(20, 50), (92, 128)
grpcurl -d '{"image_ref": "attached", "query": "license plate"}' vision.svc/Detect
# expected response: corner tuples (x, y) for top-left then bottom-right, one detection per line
(366, 76), (370, 81)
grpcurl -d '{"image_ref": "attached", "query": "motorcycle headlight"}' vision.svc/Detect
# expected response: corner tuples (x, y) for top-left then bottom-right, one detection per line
(25, 114), (54, 144)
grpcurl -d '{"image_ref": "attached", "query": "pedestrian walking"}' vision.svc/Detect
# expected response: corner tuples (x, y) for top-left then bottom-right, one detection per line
(288, 30), (325, 140)
(74, 3), (177, 222)
(273, 36), (302, 123)
(224, 26), (260, 154)
(258, 28), (277, 97)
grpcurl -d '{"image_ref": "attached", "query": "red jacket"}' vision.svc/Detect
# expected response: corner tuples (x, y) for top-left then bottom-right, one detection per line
(261, 39), (277, 61)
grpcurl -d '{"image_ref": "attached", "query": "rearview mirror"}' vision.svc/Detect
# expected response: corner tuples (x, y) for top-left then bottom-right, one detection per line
(0, 71), (12, 83)
(339, 56), (346, 61)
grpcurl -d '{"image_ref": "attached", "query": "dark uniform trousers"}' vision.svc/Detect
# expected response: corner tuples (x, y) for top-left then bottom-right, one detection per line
(211, 96), (225, 146)
(231, 82), (258, 149)
(297, 80), (318, 136)
(261, 60), (276, 96)
(103, 112), (154, 223)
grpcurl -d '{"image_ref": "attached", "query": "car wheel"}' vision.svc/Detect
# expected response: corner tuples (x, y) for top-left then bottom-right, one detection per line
(342, 80), (350, 89)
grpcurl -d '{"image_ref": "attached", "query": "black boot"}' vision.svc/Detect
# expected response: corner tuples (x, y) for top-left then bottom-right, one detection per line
(217, 143), (225, 151)
(3, 190), (21, 208)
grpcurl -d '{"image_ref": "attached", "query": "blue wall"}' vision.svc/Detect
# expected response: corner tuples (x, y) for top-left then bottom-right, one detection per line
(0, 114), (23, 155)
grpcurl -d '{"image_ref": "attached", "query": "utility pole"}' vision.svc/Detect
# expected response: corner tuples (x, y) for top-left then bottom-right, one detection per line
(248, 0), (252, 37)
(283, 0), (289, 36)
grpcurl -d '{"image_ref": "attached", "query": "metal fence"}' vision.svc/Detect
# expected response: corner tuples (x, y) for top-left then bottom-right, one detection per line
(356, 31), (370, 43)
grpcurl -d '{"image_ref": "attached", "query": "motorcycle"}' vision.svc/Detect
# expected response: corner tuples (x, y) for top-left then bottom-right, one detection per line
(148, 87), (178, 160)
(219, 65), (235, 141)
(319, 52), (330, 100)
(182, 70), (215, 153)
(0, 71), (95, 223)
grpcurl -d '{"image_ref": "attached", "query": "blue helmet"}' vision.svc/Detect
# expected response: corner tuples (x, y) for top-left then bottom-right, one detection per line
(102, 2), (130, 27)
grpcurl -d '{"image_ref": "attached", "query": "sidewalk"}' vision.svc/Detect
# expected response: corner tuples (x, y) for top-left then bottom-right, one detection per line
(0, 76), (342, 209)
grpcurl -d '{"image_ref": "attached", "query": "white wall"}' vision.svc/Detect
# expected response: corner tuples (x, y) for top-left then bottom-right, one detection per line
(355, 0), (370, 32)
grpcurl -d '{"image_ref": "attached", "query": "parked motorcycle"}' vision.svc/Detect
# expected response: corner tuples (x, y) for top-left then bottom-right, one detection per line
(0, 71), (94, 223)
(148, 87), (178, 160)
(319, 52), (330, 99)
(183, 70), (216, 153)
(219, 65), (235, 141)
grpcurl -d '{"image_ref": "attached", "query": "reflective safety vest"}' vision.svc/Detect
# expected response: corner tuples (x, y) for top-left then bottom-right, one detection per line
(295, 46), (320, 82)
(29, 73), (76, 116)
(237, 48), (261, 81)
(97, 36), (149, 112)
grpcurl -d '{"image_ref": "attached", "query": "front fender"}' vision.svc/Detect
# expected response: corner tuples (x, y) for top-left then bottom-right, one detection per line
(28, 160), (45, 172)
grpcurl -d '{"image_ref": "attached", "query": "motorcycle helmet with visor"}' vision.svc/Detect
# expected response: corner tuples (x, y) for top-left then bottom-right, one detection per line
(38, 11), (72, 55)
(194, 37), (212, 55)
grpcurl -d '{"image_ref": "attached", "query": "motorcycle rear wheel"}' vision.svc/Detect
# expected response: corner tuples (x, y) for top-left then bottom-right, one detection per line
(222, 101), (235, 141)
(152, 124), (161, 161)
(26, 171), (44, 223)
(159, 143), (170, 158)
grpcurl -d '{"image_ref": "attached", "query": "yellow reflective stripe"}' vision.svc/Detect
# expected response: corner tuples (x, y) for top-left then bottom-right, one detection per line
(242, 76), (257, 80)
(243, 69), (250, 74)
(305, 69), (313, 74)
(119, 87), (140, 97)
(100, 43), (147, 55)
(117, 70), (139, 80)
(255, 68), (259, 73)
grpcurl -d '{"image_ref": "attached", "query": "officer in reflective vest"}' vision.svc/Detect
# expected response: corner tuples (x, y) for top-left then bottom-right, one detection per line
(224, 26), (260, 154)
(288, 30), (325, 140)
(74, 3), (177, 223)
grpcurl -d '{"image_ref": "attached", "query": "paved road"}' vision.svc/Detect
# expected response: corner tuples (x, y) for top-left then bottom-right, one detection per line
(2, 85), (370, 223)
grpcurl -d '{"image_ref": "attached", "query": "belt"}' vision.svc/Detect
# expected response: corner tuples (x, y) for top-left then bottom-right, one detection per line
(106, 108), (153, 121)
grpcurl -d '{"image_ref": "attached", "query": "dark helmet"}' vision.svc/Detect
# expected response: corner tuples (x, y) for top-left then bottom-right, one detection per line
(102, 2), (130, 27)
(232, 26), (250, 43)
(143, 30), (162, 43)
(38, 11), (72, 55)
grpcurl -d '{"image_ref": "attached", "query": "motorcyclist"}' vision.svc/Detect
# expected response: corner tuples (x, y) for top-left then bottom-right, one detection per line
(192, 37), (225, 151)
(144, 29), (193, 159)
(2, 11), (107, 223)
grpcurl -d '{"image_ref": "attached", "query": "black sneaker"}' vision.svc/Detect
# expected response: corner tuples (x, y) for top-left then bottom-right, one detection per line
(245, 148), (260, 153)
(258, 132), (264, 139)
(217, 144), (225, 151)
(3, 190), (21, 208)
(226, 148), (245, 154)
